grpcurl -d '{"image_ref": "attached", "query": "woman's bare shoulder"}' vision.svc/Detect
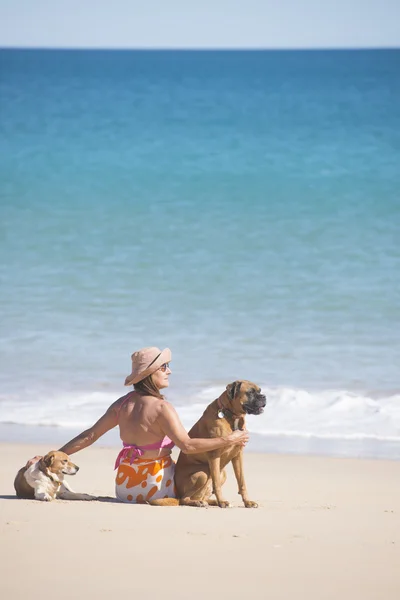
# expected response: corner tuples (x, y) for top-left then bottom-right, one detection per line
(109, 391), (136, 413)
(157, 398), (176, 415)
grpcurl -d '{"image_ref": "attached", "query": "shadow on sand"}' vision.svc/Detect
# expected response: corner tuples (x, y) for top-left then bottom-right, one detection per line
(0, 494), (121, 503)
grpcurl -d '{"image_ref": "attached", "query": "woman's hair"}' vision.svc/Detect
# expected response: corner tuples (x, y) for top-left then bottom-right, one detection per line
(134, 374), (164, 399)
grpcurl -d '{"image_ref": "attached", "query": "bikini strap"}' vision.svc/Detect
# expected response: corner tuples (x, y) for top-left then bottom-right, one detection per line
(116, 393), (135, 418)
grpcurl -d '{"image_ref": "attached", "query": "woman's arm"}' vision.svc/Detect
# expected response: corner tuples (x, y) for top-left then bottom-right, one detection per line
(58, 405), (118, 455)
(158, 402), (249, 454)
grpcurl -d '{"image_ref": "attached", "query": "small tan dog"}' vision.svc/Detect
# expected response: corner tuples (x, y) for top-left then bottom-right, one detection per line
(14, 450), (96, 501)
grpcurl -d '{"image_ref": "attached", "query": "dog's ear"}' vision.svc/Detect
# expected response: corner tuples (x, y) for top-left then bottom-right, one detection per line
(42, 452), (55, 468)
(226, 381), (242, 401)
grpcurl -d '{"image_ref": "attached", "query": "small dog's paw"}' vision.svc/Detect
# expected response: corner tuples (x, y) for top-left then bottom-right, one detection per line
(218, 500), (231, 508)
(36, 493), (53, 502)
(244, 500), (258, 508)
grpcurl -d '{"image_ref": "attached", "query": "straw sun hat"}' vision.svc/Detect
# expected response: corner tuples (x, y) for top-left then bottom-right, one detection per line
(124, 347), (171, 386)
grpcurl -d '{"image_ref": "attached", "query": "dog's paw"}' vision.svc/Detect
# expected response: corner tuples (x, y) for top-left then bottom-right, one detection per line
(244, 500), (258, 508)
(218, 500), (231, 508)
(36, 493), (53, 502)
(191, 500), (208, 507)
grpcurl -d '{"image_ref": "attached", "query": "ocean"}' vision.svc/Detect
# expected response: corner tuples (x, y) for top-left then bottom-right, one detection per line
(1, 49), (399, 458)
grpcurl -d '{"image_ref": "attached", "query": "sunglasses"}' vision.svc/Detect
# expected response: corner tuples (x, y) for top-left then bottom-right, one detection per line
(159, 363), (170, 372)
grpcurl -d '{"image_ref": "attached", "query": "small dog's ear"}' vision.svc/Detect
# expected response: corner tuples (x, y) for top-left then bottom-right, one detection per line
(226, 381), (242, 401)
(42, 453), (55, 468)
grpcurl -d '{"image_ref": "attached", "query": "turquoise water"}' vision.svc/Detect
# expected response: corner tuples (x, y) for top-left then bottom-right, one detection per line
(1, 49), (399, 454)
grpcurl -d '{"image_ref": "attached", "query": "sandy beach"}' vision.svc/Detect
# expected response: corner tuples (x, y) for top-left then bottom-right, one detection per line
(1, 442), (399, 599)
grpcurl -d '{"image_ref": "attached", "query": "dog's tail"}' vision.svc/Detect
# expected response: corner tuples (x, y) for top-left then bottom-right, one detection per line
(147, 498), (180, 506)
(147, 497), (210, 507)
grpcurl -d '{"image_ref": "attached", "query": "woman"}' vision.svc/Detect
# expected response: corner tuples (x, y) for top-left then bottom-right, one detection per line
(55, 347), (249, 503)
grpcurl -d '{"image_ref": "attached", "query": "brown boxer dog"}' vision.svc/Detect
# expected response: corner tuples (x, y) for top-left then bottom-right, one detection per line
(152, 380), (266, 507)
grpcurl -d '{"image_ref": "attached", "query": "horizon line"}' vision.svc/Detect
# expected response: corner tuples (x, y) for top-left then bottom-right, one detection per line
(1, 45), (399, 52)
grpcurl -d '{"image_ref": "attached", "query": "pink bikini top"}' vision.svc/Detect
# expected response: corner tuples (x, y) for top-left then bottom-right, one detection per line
(114, 394), (175, 470)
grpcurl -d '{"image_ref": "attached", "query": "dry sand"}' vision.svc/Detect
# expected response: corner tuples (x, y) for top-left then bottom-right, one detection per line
(1, 442), (399, 599)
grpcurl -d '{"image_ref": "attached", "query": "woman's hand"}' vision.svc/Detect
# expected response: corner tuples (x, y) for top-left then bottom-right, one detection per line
(158, 402), (250, 454)
(25, 455), (42, 468)
(227, 429), (249, 447)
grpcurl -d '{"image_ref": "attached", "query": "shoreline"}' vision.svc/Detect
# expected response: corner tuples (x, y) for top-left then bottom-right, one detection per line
(1, 422), (400, 461)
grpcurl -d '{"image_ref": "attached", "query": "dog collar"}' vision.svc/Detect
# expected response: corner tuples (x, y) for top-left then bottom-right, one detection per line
(216, 398), (242, 430)
(45, 470), (61, 485)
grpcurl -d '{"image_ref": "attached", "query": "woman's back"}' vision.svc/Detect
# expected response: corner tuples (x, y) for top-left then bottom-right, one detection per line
(116, 391), (172, 459)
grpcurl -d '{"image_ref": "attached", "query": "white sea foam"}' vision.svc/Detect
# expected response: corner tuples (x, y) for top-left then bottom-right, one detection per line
(1, 386), (400, 445)
(178, 386), (400, 443)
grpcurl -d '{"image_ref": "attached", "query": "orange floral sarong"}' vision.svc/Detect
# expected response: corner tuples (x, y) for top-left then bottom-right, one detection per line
(115, 455), (177, 503)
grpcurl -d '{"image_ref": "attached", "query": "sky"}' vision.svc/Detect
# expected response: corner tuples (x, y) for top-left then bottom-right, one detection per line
(0, 0), (399, 49)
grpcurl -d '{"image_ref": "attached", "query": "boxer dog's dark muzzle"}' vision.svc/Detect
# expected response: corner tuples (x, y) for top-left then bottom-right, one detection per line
(242, 389), (267, 415)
